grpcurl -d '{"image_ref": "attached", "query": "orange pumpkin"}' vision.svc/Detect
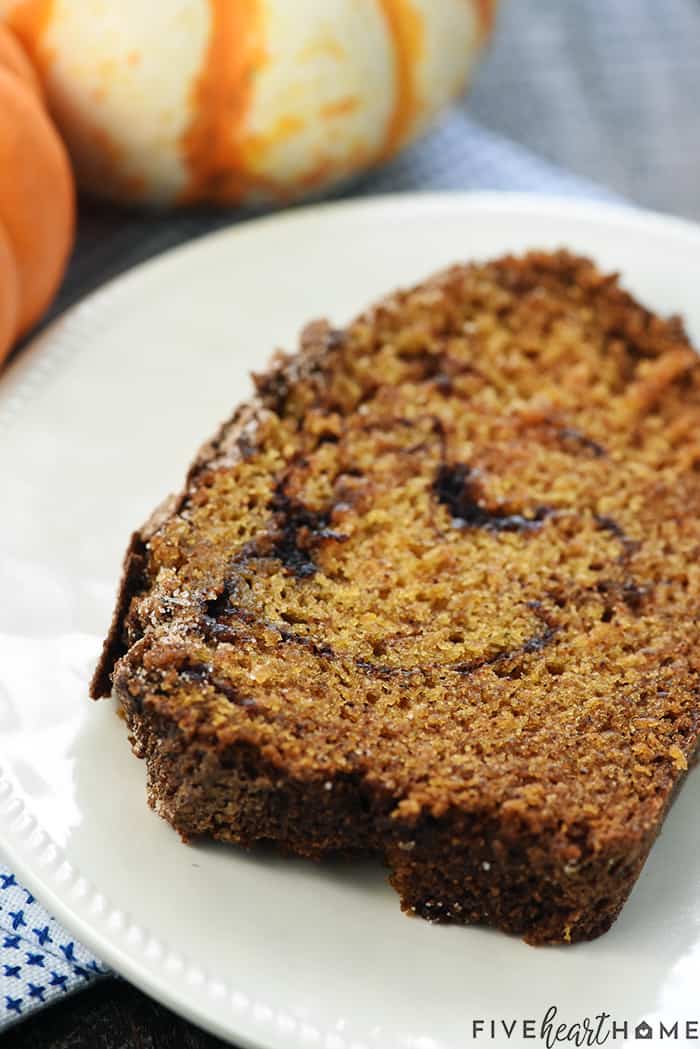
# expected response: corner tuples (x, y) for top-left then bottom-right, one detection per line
(0, 22), (74, 365)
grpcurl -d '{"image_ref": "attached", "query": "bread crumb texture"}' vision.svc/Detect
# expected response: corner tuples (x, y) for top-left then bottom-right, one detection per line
(94, 251), (700, 944)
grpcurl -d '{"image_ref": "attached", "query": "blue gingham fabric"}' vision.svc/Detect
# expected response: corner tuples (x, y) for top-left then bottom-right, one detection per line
(0, 868), (109, 1025)
(0, 108), (613, 1032)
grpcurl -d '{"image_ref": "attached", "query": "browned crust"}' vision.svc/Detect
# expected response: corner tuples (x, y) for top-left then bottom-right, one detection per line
(90, 530), (148, 699)
(120, 685), (687, 945)
(90, 319), (334, 700)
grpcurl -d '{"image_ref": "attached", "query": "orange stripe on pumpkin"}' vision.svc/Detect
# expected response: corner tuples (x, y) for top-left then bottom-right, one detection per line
(180, 0), (265, 205)
(377, 0), (424, 162)
(0, 20), (41, 94)
(475, 0), (497, 41)
(5, 0), (53, 68)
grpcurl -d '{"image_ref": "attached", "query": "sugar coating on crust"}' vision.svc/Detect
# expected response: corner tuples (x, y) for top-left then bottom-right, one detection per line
(92, 251), (700, 944)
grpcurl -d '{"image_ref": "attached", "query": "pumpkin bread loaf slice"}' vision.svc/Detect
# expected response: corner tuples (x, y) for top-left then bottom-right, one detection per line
(92, 251), (700, 945)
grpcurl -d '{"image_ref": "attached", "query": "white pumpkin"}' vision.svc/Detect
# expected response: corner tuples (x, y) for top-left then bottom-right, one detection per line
(1, 0), (494, 206)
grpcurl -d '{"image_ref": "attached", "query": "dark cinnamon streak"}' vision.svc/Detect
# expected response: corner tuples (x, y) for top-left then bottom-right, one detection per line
(453, 627), (558, 675)
(180, 662), (259, 711)
(434, 463), (553, 533)
(558, 427), (607, 458)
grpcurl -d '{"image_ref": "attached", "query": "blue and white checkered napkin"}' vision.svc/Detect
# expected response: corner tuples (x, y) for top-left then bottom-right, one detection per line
(0, 110), (612, 1030)
(0, 868), (109, 1025)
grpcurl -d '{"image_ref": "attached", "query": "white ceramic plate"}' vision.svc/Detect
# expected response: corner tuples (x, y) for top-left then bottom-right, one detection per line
(2, 194), (700, 1049)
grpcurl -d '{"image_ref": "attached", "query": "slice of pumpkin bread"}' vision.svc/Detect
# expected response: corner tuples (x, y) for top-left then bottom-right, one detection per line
(92, 251), (700, 944)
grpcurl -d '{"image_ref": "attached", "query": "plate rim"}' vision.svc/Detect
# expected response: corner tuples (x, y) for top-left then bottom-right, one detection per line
(3, 189), (700, 1048)
(5, 190), (700, 438)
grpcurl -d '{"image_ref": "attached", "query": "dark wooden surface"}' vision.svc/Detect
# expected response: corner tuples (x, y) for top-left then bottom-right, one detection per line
(3, 979), (231, 1049)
